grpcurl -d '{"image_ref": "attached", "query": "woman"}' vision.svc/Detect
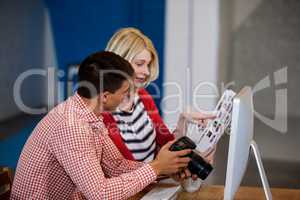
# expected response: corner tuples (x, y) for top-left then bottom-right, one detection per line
(102, 27), (214, 166)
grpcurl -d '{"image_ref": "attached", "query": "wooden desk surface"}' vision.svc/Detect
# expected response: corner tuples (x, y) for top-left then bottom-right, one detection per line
(131, 184), (300, 200)
(178, 185), (300, 200)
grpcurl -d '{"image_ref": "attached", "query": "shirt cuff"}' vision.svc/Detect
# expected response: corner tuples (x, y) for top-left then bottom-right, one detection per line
(135, 164), (157, 187)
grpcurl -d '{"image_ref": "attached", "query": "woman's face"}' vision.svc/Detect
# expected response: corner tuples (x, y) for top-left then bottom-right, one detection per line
(130, 49), (151, 88)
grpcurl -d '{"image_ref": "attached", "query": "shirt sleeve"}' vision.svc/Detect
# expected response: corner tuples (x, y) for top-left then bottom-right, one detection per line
(100, 130), (145, 177)
(49, 121), (157, 200)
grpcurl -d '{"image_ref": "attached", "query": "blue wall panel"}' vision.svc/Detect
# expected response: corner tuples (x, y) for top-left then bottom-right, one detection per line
(1, 0), (166, 169)
(135, 0), (166, 111)
(45, 0), (165, 111)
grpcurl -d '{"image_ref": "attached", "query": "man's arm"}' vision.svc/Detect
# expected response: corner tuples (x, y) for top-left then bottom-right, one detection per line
(50, 122), (157, 200)
(100, 130), (146, 177)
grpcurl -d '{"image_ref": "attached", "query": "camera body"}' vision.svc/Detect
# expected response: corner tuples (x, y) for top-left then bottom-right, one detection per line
(169, 136), (213, 180)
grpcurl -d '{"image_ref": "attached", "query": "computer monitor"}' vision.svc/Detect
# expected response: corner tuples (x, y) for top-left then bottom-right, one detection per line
(224, 86), (272, 200)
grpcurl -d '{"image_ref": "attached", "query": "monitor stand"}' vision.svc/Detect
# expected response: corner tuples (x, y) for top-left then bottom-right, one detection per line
(250, 140), (273, 200)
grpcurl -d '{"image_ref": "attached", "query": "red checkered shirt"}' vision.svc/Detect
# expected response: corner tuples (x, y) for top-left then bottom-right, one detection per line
(11, 93), (157, 200)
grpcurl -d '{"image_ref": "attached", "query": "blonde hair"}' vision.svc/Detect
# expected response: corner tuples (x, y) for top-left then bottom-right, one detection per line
(105, 27), (159, 84)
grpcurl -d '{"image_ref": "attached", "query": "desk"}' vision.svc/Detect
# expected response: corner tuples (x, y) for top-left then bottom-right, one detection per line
(131, 185), (300, 200)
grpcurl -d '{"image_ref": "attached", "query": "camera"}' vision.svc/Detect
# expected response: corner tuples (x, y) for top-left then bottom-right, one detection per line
(169, 136), (213, 180)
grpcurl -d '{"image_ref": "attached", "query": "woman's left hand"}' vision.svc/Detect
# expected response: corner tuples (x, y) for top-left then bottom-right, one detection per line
(175, 111), (216, 138)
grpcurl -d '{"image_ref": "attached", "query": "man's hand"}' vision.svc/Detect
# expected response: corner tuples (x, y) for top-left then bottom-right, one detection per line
(149, 140), (191, 176)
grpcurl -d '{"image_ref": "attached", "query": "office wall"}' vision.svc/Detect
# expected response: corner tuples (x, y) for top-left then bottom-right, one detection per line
(0, 0), (166, 168)
(0, 0), (57, 121)
(163, 0), (221, 129)
(164, 0), (300, 163)
(0, 0), (166, 120)
(45, 0), (166, 108)
(228, 0), (299, 118)
(227, 0), (300, 162)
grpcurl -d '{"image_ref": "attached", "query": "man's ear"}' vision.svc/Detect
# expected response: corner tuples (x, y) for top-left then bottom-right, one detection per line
(100, 91), (111, 104)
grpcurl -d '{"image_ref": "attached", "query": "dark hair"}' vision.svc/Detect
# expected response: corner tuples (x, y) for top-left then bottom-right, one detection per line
(77, 51), (134, 98)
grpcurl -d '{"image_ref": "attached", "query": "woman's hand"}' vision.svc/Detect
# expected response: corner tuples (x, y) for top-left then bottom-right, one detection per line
(181, 112), (216, 124)
(174, 111), (216, 138)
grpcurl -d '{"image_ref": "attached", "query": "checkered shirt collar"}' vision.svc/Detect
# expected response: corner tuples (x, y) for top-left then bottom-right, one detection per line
(73, 93), (103, 124)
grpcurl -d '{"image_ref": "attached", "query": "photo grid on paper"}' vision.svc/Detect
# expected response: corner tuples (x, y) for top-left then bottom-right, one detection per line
(186, 90), (236, 154)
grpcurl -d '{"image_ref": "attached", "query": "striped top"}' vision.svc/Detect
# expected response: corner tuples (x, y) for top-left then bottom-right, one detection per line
(113, 95), (156, 163)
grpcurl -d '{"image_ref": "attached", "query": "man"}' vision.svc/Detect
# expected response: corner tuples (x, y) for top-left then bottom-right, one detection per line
(10, 51), (192, 199)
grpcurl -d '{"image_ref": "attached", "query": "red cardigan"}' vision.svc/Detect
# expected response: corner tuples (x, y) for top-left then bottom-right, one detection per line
(102, 88), (175, 161)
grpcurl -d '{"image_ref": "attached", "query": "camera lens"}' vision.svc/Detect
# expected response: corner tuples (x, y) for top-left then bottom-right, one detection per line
(169, 137), (213, 180)
(188, 152), (213, 180)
